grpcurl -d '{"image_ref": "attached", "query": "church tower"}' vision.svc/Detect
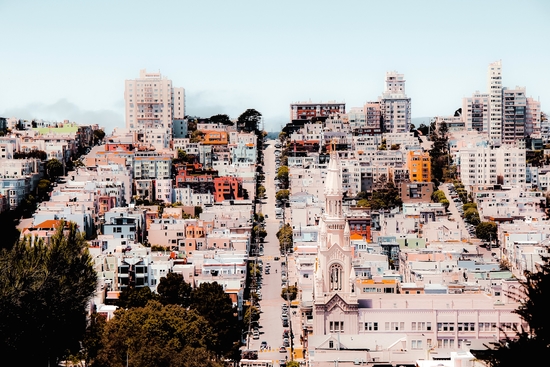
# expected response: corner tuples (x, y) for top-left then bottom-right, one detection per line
(313, 144), (358, 335)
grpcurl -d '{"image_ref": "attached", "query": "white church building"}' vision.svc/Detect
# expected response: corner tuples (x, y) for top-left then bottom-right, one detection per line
(306, 149), (522, 367)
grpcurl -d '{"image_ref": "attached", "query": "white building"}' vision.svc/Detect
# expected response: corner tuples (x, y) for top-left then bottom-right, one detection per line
(124, 69), (185, 148)
(488, 60), (503, 146)
(380, 71), (411, 133)
(458, 146), (525, 188)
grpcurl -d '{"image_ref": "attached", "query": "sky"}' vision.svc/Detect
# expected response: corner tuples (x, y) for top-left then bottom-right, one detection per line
(1, 0), (549, 133)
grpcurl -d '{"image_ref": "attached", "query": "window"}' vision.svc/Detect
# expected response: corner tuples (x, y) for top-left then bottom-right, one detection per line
(329, 321), (344, 333)
(329, 340), (334, 348)
(457, 322), (475, 331)
(329, 264), (343, 291)
(411, 340), (422, 349)
(437, 322), (454, 332)
(365, 322), (378, 331)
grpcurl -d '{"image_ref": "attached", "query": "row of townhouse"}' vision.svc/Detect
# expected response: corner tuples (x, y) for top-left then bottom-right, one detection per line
(0, 119), (102, 212)
(28, 164), (132, 239)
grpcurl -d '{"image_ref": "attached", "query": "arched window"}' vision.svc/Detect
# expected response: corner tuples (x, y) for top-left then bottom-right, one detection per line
(329, 264), (343, 291)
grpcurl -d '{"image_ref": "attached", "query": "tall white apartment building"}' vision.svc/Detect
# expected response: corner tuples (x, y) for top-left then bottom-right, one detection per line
(459, 147), (498, 187)
(380, 71), (411, 133)
(459, 146), (525, 188)
(495, 146), (526, 187)
(125, 69), (185, 148)
(488, 60), (503, 146)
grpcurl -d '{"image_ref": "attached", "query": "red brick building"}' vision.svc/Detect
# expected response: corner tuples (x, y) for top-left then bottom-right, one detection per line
(213, 176), (244, 202)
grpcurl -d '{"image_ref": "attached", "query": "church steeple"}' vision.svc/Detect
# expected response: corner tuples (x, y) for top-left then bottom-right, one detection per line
(325, 142), (343, 218)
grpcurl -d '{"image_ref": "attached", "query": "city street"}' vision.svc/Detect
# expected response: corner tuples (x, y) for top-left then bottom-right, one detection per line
(245, 140), (303, 364)
(440, 183), (471, 241)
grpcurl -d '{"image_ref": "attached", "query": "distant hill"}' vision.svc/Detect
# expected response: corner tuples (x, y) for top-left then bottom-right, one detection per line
(266, 132), (280, 140)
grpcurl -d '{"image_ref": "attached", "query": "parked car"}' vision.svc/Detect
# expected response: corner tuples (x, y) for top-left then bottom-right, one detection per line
(279, 346), (287, 353)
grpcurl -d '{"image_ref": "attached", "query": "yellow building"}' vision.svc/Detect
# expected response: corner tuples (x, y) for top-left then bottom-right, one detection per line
(407, 150), (431, 182)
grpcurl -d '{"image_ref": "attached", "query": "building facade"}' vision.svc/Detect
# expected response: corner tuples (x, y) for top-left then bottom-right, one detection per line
(124, 69), (185, 148)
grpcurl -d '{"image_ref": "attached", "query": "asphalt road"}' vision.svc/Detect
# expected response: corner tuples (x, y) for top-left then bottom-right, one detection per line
(245, 140), (303, 364)
(440, 183), (471, 241)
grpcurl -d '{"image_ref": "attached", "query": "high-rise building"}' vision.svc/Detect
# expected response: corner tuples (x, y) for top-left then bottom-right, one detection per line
(124, 69), (185, 149)
(502, 87), (526, 144)
(462, 92), (490, 132)
(488, 60), (503, 146)
(525, 96), (541, 138)
(379, 71), (411, 133)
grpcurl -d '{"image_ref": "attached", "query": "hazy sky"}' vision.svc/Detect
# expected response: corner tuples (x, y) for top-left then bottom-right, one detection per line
(1, 0), (549, 133)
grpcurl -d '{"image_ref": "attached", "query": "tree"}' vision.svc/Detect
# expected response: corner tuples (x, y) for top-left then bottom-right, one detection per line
(0, 222), (97, 366)
(277, 166), (289, 189)
(276, 189), (290, 201)
(476, 253), (550, 366)
(237, 109), (262, 133)
(277, 224), (294, 253)
(190, 130), (204, 143)
(93, 301), (222, 367)
(417, 123), (430, 136)
(46, 158), (63, 180)
(157, 272), (193, 307)
(37, 179), (51, 201)
(430, 120), (450, 183)
(93, 129), (105, 145)
(431, 190), (446, 202)
(257, 185), (266, 199)
(476, 221), (497, 242)
(116, 286), (158, 309)
(253, 225), (267, 242)
(81, 312), (107, 365)
(190, 282), (241, 359)
(254, 213), (265, 223)
(210, 114), (233, 126)
(244, 305), (260, 325)
(281, 285), (298, 301)
(464, 208), (481, 225)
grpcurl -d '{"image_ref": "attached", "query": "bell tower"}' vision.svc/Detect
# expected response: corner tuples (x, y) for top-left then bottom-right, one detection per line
(313, 143), (358, 336)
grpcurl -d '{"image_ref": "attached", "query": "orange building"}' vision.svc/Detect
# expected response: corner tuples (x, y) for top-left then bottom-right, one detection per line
(201, 131), (229, 145)
(407, 150), (431, 182)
